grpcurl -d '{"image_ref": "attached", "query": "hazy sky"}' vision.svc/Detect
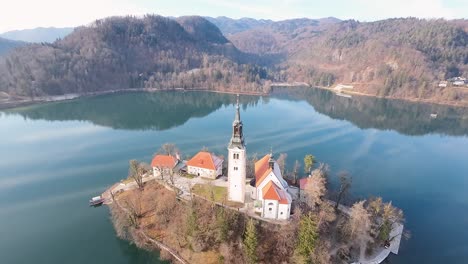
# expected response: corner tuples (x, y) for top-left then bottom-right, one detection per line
(0, 0), (466, 33)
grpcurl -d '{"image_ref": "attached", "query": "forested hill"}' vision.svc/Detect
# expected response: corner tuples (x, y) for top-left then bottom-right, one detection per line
(0, 15), (269, 97)
(0, 37), (25, 56)
(225, 18), (468, 105)
(0, 15), (467, 106)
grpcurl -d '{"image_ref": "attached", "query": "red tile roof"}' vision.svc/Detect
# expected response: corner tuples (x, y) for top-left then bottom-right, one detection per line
(262, 181), (290, 204)
(187, 151), (220, 170)
(151, 155), (177, 168)
(262, 181), (281, 200)
(255, 154), (272, 187)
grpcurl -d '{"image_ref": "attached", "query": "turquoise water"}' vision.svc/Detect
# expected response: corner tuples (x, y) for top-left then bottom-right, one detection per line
(1, 89), (467, 263)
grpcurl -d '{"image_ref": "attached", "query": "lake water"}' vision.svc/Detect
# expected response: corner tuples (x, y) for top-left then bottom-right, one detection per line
(1, 88), (468, 264)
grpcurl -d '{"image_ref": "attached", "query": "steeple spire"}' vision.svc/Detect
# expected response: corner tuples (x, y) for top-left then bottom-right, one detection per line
(229, 94), (245, 148)
(234, 94), (240, 123)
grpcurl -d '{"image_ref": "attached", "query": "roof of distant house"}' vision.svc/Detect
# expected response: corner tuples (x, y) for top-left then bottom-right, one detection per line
(187, 151), (223, 170)
(299, 177), (311, 190)
(151, 155), (177, 168)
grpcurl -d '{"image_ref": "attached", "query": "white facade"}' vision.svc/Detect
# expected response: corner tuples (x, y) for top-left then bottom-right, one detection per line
(262, 199), (279, 219)
(261, 198), (291, 220)
(228, 146), (246, 203)
(278, 203), (291, 220)
(187, 165), (218, 179)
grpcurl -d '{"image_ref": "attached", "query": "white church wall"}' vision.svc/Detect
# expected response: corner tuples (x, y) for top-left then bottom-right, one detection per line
(262, 199), (279, 219)
(278, 203), (290, 220)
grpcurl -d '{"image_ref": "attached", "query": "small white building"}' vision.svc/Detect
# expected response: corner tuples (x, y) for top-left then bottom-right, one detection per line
(253, 154), (292, 220)
(151, 154), (178, 178)
(187, 151), (223, 179)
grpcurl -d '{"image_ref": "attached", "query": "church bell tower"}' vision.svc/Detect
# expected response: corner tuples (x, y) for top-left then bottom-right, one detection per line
(227, 95), (246, 203)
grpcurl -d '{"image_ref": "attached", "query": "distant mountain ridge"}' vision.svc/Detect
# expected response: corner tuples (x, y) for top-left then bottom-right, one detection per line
(0, 37), (25, 56)
(0, 27), (74, 43)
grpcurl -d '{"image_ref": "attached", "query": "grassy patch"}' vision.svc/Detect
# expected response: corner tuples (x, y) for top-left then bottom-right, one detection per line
(192, 184), (227, 203)
(121, 178), (134, 184)
(180, 173), (196, 179)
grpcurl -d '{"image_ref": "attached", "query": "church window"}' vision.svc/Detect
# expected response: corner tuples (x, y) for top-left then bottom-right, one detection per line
(280, 212), (283, 215)
(269, 208), (272, 211)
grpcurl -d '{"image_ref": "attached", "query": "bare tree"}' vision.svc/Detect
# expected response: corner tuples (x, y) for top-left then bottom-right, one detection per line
(124, 190), (144, 228)
(129, 160), (144, 189)
(335, 171), (352, 210)
(168, 167), (176, 185)
(159, 143), (178, 156)
(303, 167), (327, 209)
(277, 153), (287, 176)
(317, 202), (336, 231)
(346, 200), (372, 259)
(293, 160), (301, 184)
(201, 146), (209, 152)
(246, 153), (258, 179)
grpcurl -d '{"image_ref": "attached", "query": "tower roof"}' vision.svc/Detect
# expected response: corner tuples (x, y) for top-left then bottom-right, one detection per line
(228, 94), (245, 148)
(233, 94), (241, 124)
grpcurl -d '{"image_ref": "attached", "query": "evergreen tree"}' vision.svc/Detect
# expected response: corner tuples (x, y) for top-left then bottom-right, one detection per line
(296, 212), (318, 259)
(244, 218), (258, 264)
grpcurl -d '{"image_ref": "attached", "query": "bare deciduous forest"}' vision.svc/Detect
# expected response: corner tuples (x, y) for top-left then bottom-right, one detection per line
(0, 15), (467, 105)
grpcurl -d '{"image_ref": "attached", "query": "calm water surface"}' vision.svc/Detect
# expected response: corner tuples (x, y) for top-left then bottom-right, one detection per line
(1, 88), (468, 264)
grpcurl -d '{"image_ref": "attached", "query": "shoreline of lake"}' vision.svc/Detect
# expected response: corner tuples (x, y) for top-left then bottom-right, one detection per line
(2, 83), (468, 111)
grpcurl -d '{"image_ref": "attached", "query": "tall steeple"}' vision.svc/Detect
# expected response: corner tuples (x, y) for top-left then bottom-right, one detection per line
(229, 94), (245, 148)
(227, 94), (246, 203)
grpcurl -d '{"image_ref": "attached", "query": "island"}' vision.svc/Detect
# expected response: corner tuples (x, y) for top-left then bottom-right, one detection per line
(101, 95), (405, 264)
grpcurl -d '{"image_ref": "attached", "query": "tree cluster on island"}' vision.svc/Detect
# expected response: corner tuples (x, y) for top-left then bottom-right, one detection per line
(108, 143), (407, 264)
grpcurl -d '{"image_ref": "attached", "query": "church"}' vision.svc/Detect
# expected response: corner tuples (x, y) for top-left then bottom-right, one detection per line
(227, 95), (293, 220)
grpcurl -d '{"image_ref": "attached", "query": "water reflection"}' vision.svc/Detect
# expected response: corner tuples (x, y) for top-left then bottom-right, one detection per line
(271, 87), (468, 136)
(4, 89), (468, 136)
(4, 92), (261, 131)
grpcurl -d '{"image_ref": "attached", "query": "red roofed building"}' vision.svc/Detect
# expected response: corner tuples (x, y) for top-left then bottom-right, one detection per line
(187, 151), (223, 179)
(151, 155), (178, 178)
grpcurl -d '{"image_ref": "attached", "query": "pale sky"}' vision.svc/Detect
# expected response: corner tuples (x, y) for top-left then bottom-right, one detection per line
(0, 0), (466, 33)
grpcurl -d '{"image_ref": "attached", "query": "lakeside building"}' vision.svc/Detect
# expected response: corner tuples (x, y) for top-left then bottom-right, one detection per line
(151, 154), (178, 177)
(187, 151), (223, 179)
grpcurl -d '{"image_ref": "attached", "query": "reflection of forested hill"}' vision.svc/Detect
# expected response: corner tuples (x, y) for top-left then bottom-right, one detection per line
(271, 87), (468, 136)
(5, 92), (260, 130)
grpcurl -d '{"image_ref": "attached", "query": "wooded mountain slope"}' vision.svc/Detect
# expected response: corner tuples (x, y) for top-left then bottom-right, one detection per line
(0, 15), (269, 97)
(223, 18), (467, 104)
(0, 15), (467, 106)
(0, 37), (25, 56)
